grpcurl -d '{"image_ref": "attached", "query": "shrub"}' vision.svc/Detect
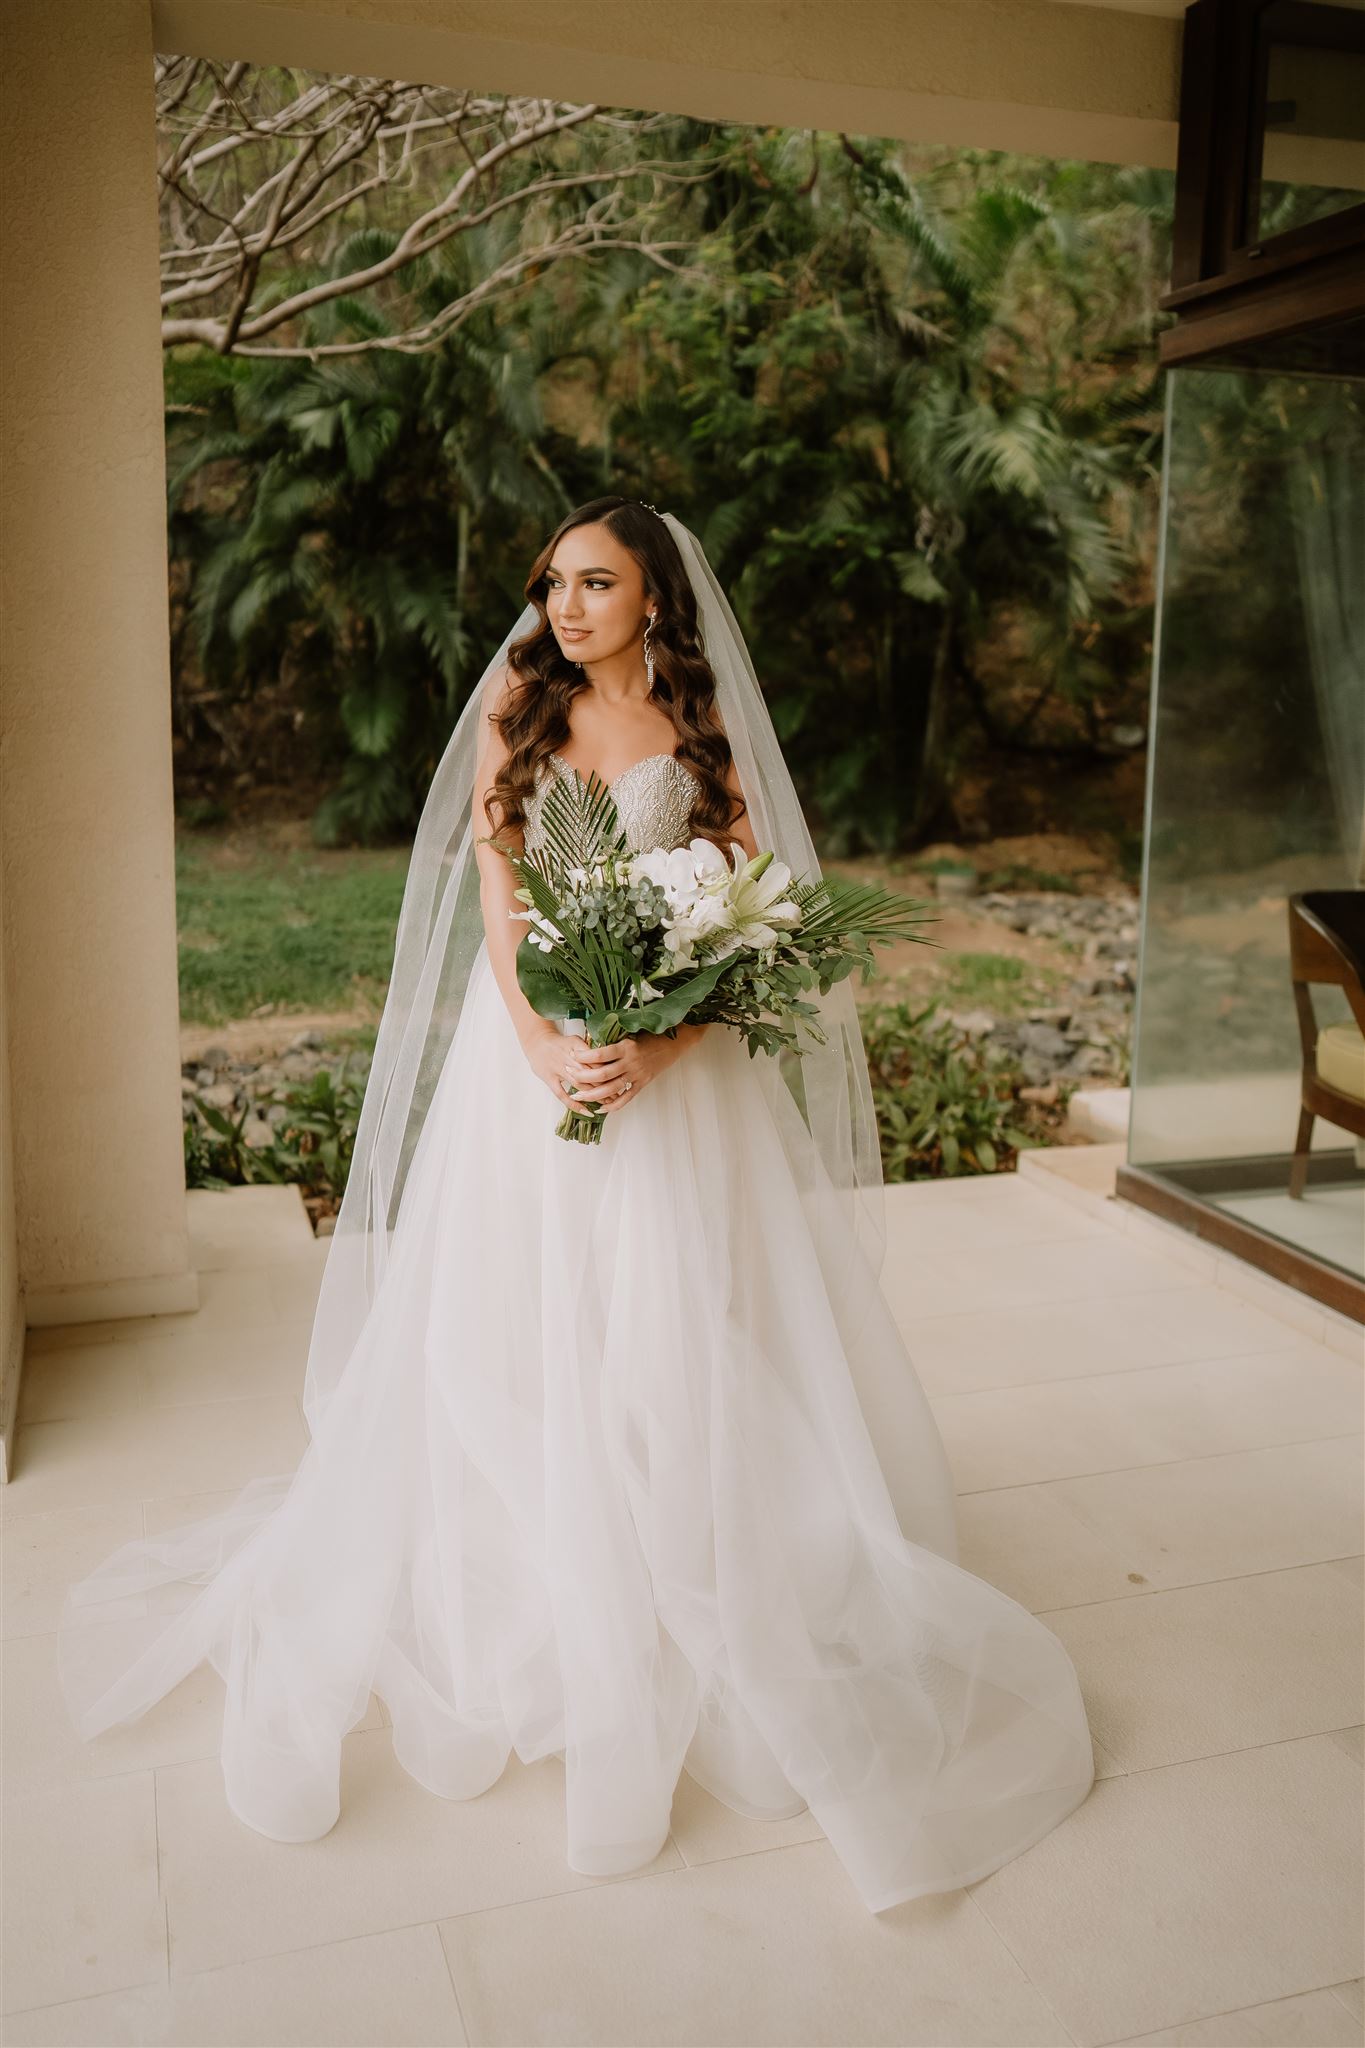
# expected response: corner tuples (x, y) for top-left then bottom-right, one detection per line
(859, 998), (1057, 1179)
(184, 1056), (370, 1223)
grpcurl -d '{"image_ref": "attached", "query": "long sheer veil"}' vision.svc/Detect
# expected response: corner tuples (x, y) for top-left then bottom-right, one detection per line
(302, 509), (887, 1437)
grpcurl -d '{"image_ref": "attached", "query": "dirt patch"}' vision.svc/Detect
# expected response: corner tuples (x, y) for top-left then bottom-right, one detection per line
(182, 1008), (380, 1064)
(855, 904), (1083, 1008)
(824, 837), (1132, 1009)
(182, 817), (407, 879)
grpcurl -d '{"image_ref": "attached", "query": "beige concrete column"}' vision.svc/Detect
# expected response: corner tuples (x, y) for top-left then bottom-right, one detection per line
(0, 0), (196, 1383)
(0, 852), (21, 1478)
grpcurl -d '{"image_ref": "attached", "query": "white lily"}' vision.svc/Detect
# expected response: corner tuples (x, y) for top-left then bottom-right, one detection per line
(725, 846), (802, 948)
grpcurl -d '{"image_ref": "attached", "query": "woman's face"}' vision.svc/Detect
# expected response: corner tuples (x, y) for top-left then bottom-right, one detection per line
(543, 522), (654, 665)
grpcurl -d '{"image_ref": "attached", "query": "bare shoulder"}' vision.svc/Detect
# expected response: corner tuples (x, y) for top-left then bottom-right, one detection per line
(473, 660), (521, 803)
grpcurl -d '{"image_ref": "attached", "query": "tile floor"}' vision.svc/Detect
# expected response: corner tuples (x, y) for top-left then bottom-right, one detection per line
(2, 1162), (1362, 2047)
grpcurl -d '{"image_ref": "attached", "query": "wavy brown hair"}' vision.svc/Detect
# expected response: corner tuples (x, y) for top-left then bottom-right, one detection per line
(482, 495), (748, 851)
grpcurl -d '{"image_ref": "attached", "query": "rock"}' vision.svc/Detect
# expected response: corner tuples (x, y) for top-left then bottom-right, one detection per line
(1064, 1045), (1115, 1076)
(1018, 1080), (1060, 1105)
(1016, 1023), (1070, 1060)
(240, 1116), (275, 1149)
(199, 1045), (230, 1067)
(947, 1008), (997, 1039)
(199, 1081), (239, 1110)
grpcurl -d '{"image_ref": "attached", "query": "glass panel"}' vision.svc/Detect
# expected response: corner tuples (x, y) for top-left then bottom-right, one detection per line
(1130, 336), (1365, 1281)
(1253, 12), (1365, 240)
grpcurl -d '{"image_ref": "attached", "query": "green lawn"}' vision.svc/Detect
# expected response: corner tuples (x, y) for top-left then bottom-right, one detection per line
(937, 950), (1067, 1015)
(175, 834), (409, 1026)
(175, 831), (1067, 1033)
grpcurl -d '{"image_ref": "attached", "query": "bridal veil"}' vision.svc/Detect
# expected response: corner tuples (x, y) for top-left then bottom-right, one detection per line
(301, 507), (889, 1437)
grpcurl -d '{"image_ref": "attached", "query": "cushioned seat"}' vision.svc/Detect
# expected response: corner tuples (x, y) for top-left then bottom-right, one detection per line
(1289, 891), (1365, 1200)
(1317, 1020), (1365, 1104)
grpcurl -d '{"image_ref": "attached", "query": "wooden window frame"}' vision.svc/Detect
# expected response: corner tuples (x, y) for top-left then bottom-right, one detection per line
(1161, 0), (1365, 365)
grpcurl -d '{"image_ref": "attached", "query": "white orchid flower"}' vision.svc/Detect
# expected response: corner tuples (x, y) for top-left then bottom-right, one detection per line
(686, 894), (733, 938)
(629, 849), (672, 890)
(510, 905), (563, 952)
(688, 838), (732, 889)
(662, 844), (709, 904)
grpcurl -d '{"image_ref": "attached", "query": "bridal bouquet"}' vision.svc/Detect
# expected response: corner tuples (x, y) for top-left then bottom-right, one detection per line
(483, 768), (938, 1143)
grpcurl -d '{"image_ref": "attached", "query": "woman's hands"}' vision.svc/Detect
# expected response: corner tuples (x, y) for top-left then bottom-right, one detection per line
(521, 1021), (709, 1115)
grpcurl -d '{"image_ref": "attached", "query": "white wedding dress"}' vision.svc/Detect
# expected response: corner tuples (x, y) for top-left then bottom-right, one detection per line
(58, 748), (1096, 1916)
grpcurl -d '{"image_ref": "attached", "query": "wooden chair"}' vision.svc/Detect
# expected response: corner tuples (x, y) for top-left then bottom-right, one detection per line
(1287, 890), (1365, 1199)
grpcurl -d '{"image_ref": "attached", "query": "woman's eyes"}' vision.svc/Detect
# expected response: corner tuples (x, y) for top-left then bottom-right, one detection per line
(547, 579), (610, 590)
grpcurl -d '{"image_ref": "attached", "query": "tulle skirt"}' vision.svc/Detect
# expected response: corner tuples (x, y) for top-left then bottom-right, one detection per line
(57, 939), (1095, 1915)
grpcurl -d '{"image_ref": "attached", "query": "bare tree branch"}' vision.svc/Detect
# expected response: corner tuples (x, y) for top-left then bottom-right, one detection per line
(154, 62), (713, 358)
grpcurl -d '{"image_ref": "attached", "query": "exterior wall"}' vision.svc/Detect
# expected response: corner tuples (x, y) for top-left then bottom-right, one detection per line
(0, 0), (196, 1360)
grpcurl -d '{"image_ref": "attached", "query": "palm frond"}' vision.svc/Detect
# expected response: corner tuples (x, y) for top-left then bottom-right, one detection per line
(537, 765), (629, 871)
(795, 876), (940, 945)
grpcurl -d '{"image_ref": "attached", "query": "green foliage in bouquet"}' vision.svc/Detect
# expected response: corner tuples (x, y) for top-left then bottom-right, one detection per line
(481, 769), (941, 1144)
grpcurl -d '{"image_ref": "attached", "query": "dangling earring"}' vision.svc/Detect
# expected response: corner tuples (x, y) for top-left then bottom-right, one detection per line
(643, 610), (658, 690)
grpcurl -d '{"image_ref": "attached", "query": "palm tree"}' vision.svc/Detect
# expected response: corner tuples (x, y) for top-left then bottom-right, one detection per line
(168, 212), (595, 841)
(605, 138), (1167, 850)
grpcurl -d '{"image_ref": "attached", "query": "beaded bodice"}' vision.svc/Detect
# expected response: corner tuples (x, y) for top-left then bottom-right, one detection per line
(523, 750), (700, 855)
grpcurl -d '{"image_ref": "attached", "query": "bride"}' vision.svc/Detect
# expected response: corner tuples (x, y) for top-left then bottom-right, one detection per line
(58, 497), (1095, 1916)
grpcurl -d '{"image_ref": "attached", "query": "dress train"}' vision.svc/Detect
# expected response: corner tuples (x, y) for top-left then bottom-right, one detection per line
(58, 936), (1095, 1914)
